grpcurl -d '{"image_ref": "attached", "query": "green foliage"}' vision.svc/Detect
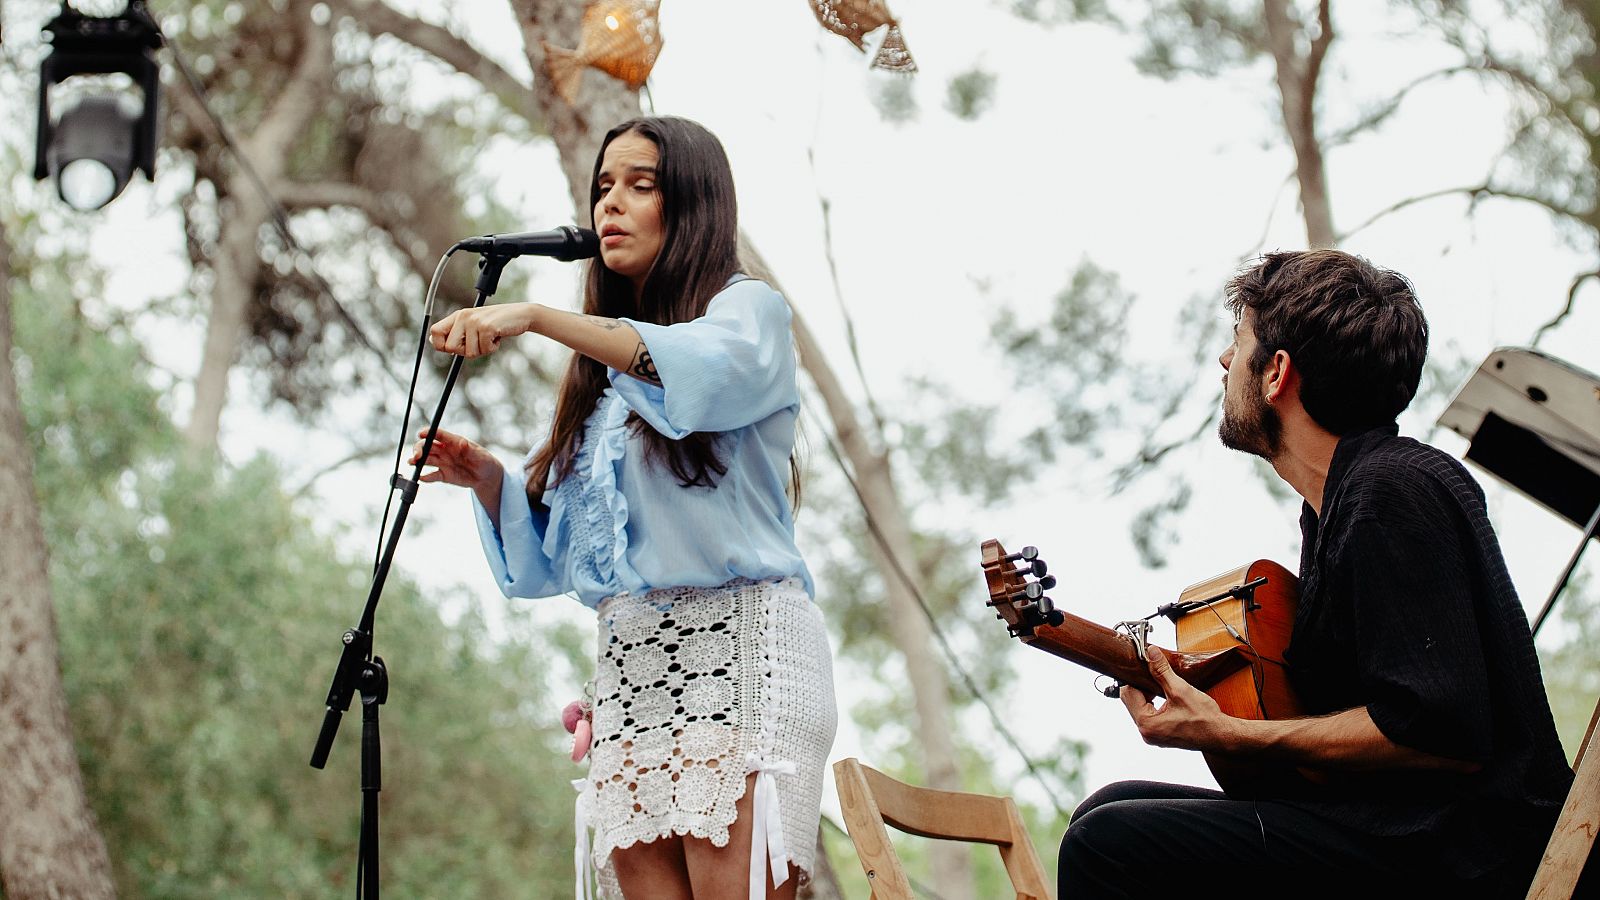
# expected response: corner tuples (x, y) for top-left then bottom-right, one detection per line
(1009, 0), (1113, 24)
(1537, 567), (1600, 763)
(945, 66), (998, 121)
(11, 246), (581, 897)
(1129, 482), (1193, 568)
(901, 261), (1145, 509)
(1405, 0), (1600, 238)
(1126, 1), (1267, 80)
(148, 0), (554, 447)
(871, 75), (919, 126)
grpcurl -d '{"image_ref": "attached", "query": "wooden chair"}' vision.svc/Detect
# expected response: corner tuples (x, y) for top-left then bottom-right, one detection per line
(833, 757), (1050, 900)
(1529, 694), (1600, 899)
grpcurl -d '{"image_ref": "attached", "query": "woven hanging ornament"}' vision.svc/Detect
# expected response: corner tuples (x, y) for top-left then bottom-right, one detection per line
(543, 0), (663, 104)
(871, 23), (916, 72)
(809, 0), (917, 72)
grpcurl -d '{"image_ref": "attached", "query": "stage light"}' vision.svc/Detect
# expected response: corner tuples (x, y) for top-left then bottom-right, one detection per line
(33, 1), (161, 211)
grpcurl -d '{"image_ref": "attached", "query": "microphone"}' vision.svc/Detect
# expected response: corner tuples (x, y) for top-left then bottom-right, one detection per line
(455, 225), (600, 260)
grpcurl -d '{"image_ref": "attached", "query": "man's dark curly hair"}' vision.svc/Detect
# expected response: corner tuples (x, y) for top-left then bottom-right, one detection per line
(1226, 250), (1428, 436)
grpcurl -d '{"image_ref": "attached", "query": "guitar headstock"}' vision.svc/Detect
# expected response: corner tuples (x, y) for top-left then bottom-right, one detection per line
(980, 538), (1063, 639)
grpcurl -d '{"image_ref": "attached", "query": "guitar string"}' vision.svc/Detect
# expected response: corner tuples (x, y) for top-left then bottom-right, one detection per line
(806, 408), (1072, 818)
(1195, 598), (1271, 720)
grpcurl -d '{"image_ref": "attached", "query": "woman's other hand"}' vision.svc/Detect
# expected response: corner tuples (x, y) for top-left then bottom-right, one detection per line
(408, 428), (500, 491)
(430, 304), (541, 358)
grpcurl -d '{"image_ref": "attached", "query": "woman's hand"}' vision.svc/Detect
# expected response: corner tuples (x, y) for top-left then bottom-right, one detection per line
(430, 304), (542, 358)
(408, 428), (500, 491)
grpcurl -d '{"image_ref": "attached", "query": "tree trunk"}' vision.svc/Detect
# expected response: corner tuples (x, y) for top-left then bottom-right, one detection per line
(510, 0), (645, 217)
(780, 284), (974, 900)
(185, 180), (265, 451)
(1263, 0), (1337, 248)
(0, 212), (118, 900)
(183, 0), (333, 452)
(736, 238), (972, 896)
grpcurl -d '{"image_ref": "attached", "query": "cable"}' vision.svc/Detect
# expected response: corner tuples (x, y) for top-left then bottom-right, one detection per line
(803, 408), (1071, 818)
(149, 3), (404, 388)
(372, 248), (458, 572)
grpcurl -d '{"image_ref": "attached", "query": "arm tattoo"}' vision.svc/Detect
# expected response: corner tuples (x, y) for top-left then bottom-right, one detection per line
(631, 341), (661, 385)
(583, 314), (625, 331)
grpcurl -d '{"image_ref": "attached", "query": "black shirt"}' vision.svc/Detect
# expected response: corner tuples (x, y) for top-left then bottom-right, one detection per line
(1283, 424), (1573, 883)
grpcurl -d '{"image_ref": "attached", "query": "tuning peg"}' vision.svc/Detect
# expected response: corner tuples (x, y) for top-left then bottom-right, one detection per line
(1003, 546), (1040, 564)
(1011, 582), (1045, 603)
(1038, 595), (1065, 628)
(1038, 574), (1057, 590)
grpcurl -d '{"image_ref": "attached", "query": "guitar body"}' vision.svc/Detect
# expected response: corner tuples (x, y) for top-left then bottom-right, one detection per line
(981, 541), (1314, 798)
(1170, 560), (1307, 796)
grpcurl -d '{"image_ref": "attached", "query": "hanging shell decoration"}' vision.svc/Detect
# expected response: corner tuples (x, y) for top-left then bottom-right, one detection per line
(543, 0), (664, 104)
(809, 0), (917, 73)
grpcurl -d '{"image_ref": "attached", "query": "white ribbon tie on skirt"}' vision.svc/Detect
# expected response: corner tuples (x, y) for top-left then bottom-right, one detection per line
(573, 778), (594, 900)
(747, 754), (797, 900)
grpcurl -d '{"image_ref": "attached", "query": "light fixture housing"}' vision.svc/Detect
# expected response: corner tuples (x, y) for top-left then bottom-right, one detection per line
(33, 1), (161, 210)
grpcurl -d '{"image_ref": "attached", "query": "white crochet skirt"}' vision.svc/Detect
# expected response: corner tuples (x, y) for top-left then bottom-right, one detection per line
(574, 577), (836, 900)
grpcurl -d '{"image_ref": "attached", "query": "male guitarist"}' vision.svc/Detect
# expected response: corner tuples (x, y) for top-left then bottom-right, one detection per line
(1057, 250), (1579, 898)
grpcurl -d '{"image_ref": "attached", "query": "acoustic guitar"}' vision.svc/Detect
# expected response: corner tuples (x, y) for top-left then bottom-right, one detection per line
(980, 538), (1314, 797)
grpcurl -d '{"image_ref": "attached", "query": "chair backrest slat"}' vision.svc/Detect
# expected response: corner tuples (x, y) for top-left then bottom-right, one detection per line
(1526, 695), (1600, 900)
(833, 757), (1051, 900)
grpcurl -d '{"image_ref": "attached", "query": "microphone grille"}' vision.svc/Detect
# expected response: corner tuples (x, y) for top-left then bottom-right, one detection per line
(564, 226), (601, 261)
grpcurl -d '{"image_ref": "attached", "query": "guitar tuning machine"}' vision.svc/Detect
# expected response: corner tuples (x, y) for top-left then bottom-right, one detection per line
(1011, 576), (1056, 597)
(1006, 546), (1039, 562)
(1035, 593), (1065, 628)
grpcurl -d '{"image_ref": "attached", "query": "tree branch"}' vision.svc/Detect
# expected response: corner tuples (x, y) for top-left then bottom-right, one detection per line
(246, 0), (334, 177)
(1337, 182), (1585, 243)
(1531, 269), (1600, 347)
(275, 180), (391, 217)
(1326, 65), (1475, 148)
(291, 442), (391, 499)
(1110, 402), (1219, 493)
(813, 169), (889, 443)
(1303, 0), (1333, 114)
(331, 0), (541, 128)
(1262, 0), (1335, 246)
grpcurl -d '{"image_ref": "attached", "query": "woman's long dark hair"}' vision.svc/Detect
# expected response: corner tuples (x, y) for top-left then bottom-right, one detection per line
(525, 117), (763, 504)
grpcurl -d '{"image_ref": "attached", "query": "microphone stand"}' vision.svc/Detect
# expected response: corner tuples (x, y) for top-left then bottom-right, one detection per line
(308, 252), (513, 900)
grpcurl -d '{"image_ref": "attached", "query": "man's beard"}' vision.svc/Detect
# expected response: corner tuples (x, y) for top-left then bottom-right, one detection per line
(1218, 383), (1283, 459)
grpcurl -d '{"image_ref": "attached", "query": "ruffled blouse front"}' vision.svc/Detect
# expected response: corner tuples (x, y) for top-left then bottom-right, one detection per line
(471, 277), (813, 607)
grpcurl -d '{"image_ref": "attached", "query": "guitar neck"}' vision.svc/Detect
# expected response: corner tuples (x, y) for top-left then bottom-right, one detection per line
(1022, 611), (1163, 697)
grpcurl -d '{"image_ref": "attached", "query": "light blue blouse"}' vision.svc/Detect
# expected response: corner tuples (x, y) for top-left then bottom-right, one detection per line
(471, 277), (813, 607)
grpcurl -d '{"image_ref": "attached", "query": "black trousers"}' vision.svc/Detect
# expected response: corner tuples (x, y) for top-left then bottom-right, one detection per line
(1057, 780), (1523, 899)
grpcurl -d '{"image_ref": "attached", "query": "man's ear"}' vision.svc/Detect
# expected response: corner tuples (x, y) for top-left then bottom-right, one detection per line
(1262, 349), (1297, 403)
